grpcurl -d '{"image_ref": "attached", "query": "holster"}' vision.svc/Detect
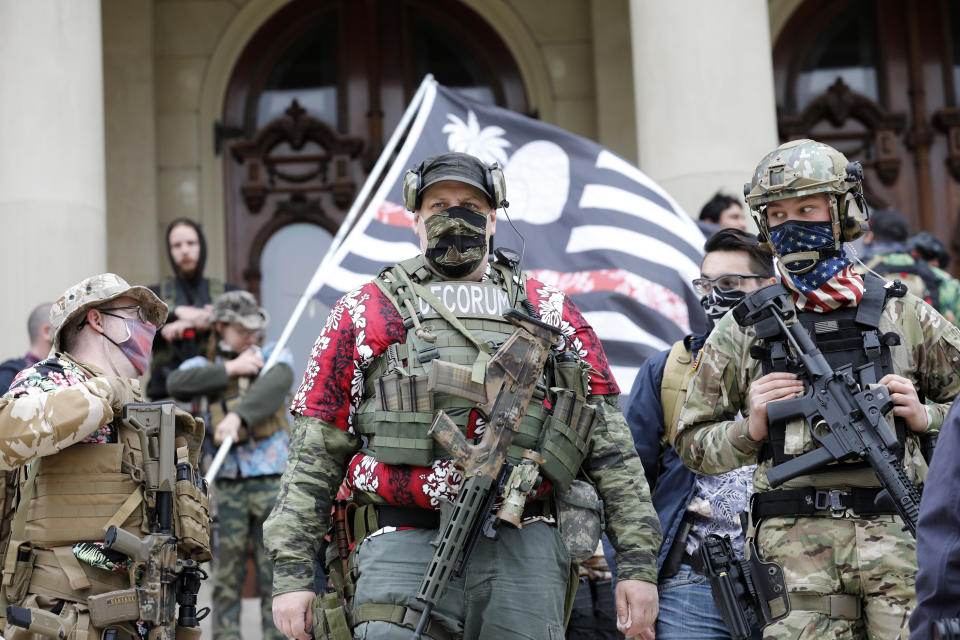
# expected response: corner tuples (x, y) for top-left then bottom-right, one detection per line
(660, 512), (694, 579)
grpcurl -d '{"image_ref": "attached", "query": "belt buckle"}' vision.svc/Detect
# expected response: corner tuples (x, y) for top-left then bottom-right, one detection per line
(814, 489), (848, 518)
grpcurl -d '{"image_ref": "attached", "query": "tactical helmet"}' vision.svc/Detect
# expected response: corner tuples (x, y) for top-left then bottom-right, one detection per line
(212, 291), (269, 330)
(907, 231), (950, 269)
(744, 139), (868, 253)
(50, 273), (168, 352)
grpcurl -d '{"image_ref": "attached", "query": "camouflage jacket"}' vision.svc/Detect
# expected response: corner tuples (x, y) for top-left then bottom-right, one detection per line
(860, 252), (960, 327)
(0, 354), (134, 470)
(264, 270), (661, 595)
(675, 291), (960, 491)
(931, 263), (960, 326)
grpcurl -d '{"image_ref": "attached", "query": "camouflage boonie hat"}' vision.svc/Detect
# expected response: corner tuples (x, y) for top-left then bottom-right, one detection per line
(745, 139), (855, 210)
(212, 291), (269, 330)
(51, 273), (168, 352)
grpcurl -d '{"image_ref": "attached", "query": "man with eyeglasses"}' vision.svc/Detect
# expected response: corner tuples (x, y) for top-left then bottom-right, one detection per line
(167, 289), (293, 640)
(0, 273), (210, 639)
(625, 229), (776, 640)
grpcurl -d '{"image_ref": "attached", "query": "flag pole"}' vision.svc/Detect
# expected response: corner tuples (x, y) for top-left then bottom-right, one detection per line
(205, 74), (436, 483)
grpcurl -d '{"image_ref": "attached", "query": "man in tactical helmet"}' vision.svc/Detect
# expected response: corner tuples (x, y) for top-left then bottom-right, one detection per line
(0, 273), (210, 640)
(265, 151), (661, 640)
(908, 230), (951, 269)
(860, 209), (960, 326)
(675, 139), (960, 639)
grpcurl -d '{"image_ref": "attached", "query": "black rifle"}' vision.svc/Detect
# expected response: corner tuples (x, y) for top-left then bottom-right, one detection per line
(697, 534), (790, 639)
(734, 287), (923, 536)
(410, 310), (562, 639)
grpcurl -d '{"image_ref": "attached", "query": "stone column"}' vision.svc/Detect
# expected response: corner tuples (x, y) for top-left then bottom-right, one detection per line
(0, 0), (107, 357)
(629, 0), (778, 221)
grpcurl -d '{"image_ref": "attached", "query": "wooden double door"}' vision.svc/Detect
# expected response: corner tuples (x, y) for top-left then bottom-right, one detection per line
(220, 0), (527, 296)
(775, 0), (960, 271)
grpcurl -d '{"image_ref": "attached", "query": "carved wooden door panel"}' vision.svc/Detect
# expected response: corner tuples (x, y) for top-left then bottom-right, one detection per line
(220, 0), (527, 296)
(774, 0), (960, 271)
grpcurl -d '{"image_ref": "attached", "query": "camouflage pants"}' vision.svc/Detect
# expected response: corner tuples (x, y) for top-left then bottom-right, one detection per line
(213, 475), (284, 640)
(756, 514), (916, 640)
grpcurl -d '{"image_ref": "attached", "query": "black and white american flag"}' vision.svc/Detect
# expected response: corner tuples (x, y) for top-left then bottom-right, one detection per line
(311, 79), (707, 395)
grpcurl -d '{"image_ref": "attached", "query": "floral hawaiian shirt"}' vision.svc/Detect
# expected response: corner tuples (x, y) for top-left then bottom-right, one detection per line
(292, 267), (618, 509)
(6, 356), (115, 443)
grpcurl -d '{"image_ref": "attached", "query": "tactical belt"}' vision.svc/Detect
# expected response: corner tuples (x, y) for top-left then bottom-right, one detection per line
(374, 501), (550, 530)
(752, 487), (896, 519)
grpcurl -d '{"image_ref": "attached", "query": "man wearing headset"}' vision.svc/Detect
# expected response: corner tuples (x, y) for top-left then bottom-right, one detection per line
(265, 152), (661, 640)
(675, 139), (960, 639)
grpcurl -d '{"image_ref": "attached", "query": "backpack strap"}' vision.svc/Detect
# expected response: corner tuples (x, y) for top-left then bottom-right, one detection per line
(659, 340), (694, 446)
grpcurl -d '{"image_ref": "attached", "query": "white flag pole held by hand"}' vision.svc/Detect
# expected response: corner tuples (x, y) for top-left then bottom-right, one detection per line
(204, 75), (436, 484)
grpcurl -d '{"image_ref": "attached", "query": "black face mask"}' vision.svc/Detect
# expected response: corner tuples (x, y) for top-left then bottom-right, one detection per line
(700, 288), (747, 332)
(423, 206), (489, 279)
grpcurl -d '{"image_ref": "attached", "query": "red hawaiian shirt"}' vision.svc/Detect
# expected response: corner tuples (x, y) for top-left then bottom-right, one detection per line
(291, 268), (618, 509)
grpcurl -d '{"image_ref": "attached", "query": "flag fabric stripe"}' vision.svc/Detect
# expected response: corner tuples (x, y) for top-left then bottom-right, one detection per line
(564, 225), (701, 287)
(308, 79), (706, 397)
(528, 268), (690, 329)
(581, 311), (671, 352)
(578, 184), (703, 254)
(594, 151), (696, 230)
(350, 234), (421, 264)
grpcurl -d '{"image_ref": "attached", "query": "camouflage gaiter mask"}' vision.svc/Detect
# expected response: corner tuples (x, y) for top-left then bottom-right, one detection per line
(423, 206), (489, 279)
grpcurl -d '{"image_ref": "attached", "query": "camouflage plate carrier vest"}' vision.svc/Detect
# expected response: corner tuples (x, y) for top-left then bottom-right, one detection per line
(865, 253), (940, 312)
(2, 361), (211, 617)
(749, 274), (911, 474)
(207, 373), (289, 444)
(353, 256), (598, 492)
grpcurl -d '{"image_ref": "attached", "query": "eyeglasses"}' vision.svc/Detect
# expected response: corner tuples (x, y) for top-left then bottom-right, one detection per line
(691, 274), (763, 296)
(230, 325), (262, 339)
(98, 305), (148, 323)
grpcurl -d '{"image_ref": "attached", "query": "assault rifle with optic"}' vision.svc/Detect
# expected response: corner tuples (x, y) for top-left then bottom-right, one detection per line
(410, 309), (562, 639)
(733, 286), (922, 536)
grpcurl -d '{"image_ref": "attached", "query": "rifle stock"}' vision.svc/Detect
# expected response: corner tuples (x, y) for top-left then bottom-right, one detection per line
(6, 604), (77, 639)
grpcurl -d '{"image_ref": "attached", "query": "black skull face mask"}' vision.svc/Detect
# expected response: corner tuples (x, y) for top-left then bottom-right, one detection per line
(423, 206), (489, 279)
(700, 288), (747, 331)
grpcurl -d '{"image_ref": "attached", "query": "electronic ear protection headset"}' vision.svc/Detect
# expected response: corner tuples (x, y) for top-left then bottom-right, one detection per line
(402, 158), (508, 212)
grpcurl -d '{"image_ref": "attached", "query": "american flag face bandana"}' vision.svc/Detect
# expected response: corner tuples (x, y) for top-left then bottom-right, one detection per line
(769, 221), (849, 295)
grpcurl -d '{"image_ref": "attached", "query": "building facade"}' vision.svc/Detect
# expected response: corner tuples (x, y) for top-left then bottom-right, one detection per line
(1, 0), (956, 364)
